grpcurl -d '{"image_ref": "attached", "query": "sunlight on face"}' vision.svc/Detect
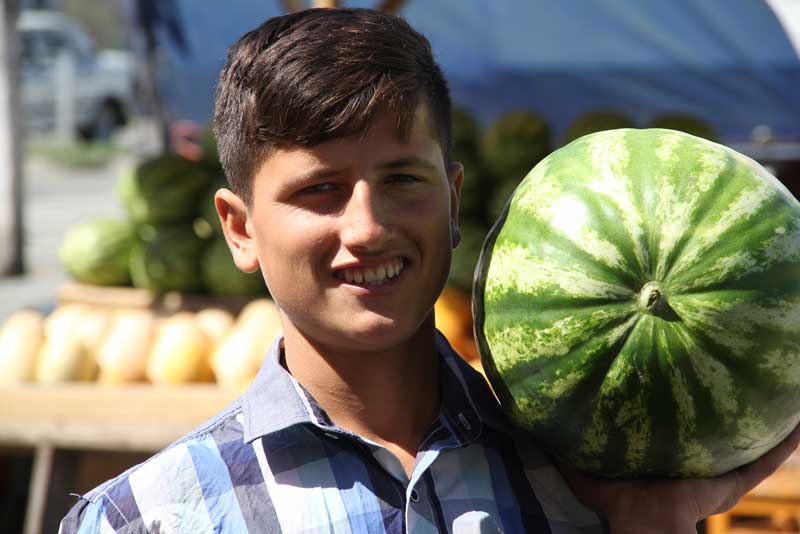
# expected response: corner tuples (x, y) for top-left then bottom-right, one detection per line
(246, 104), (462, 353)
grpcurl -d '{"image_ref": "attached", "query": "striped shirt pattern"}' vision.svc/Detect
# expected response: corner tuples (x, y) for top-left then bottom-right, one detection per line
(59, 333), (607, 533)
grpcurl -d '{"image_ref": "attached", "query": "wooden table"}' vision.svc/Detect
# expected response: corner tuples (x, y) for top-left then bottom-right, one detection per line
(0, 384), (238, 534)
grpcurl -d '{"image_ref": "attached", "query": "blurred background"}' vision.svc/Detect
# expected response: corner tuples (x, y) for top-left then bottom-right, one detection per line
(1, 0), (799, 532)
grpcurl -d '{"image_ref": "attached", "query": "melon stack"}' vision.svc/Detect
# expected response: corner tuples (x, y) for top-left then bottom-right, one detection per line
(0, 288), (482, 388)
(0, 299), (283, 389)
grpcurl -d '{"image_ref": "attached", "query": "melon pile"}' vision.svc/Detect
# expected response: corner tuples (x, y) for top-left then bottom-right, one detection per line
(0, 288), (482, 388)
(0, 299), (281, 389)
(474, 128), (800, 478)
(59, 131), (266, 298)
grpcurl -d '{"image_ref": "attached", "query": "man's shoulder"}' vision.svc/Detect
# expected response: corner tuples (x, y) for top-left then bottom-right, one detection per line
(60, 399), (262, 533)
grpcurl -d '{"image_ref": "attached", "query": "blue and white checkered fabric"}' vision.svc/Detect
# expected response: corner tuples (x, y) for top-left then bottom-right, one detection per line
(59, 332), (607, 533)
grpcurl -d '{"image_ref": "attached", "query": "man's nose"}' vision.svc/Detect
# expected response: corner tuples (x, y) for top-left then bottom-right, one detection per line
(340, 181), (391, 250)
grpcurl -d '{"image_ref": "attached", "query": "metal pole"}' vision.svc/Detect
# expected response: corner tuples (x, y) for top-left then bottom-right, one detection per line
(0, 0), (24, 276)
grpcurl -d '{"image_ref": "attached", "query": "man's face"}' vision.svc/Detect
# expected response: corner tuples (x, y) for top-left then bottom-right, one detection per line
(219, 105), (462, 353)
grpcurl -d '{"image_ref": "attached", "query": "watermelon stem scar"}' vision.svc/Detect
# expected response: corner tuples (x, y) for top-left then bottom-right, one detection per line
(638, 281), (681, 322)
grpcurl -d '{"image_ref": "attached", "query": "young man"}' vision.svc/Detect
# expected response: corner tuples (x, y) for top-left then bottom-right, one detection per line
(61, 8), (799, 534)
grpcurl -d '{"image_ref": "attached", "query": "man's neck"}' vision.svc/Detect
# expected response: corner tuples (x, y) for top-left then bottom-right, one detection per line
(281, 318), (441, 474)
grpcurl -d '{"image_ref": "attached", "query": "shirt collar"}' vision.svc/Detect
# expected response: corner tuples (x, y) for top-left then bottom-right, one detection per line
(241, 331), (512, 444)
(435, 332), (512, 443)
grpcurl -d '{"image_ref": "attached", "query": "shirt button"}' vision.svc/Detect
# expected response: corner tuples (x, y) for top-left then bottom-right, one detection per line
(409, 489), (419, 503)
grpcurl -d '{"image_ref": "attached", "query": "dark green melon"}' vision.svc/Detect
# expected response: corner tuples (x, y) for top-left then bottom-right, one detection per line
(200, 177), (228, 236)
(482, 111), (553, 223)
(474, 128), (800, 478)
(448, 220), (490, 294)
(482, 111), (552, 182)
(202, 238), (267, 297)
(452, 107), (489, 223)
(117, 154), (214, 225)
(129, 225), (207, 293)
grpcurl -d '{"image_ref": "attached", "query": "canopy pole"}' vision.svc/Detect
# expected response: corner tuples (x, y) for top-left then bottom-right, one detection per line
(0, 0), (23, 277)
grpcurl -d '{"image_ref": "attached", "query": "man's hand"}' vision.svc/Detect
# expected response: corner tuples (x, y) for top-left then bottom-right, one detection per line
(558, 423), (800, 534)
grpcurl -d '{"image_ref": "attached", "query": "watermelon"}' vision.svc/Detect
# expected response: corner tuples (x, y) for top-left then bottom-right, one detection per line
(474, 128), (800, 478)
(452, 107), (489, 223)
(59, 219), (135, 286)
(482, 111), (552, 224)
(202, 238), (267, 297)
(129, 225), (208, 293)
(200, 177), (228, 235)
(448, 220), (490, 294)
(482, 111), (552, 185)
(117, 154), (214, 225)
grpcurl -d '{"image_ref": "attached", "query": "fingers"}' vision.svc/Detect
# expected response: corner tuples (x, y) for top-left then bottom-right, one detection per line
(734, 421), (800, 495)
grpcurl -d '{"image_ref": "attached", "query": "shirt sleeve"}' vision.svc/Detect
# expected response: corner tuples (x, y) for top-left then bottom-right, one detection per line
(59, 497), (129, 534)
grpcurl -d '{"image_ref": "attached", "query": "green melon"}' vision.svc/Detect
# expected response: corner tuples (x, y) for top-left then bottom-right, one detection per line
(202, 238), (267, 297)
(474, 128), (800, 478)
(129, 225), (208, 293)
(482, 111), (552, 224)
(59, 218), (135, 286)
(482, 110), (552, 185)
(452, 107), (488, 223)
(117, 154), (213, 225)
(448, 220), (490, 294)
(200, 177), (228, 235)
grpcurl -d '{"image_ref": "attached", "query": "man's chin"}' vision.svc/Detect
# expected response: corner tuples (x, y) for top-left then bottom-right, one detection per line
(327, 316), (430, 353)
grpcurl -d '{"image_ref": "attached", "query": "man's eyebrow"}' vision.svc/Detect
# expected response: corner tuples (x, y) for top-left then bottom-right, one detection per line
(291, 167), (341, 184)
(292, 157), (439, 183)
(378, 157), (439, 172)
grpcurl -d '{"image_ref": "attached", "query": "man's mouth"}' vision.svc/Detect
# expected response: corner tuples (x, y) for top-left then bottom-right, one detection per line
(334, 257), (406, 286)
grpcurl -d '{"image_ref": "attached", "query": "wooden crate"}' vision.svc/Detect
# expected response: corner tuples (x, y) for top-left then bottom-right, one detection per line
(57, 281), (256, 315)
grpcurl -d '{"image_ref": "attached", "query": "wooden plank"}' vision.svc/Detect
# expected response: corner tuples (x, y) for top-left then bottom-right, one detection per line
(58, 283), (158, 310)
(0, 416), (216, 452)
(0, 384), (239, 451)
(57, 282), (254, 315)
(0, 383), (238, 420)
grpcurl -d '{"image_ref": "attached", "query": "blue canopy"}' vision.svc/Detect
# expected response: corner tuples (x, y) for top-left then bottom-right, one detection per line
(156, 0), (800, 143)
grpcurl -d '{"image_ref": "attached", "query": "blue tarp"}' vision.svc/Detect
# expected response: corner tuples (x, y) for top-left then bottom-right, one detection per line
(155, 0), (800, 143)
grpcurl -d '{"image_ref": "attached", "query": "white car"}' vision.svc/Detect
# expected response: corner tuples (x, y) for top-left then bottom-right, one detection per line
(19, 10), (139, 140)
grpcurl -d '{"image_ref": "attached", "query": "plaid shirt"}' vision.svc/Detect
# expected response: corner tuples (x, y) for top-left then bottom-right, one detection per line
(60, 333), (607, 534)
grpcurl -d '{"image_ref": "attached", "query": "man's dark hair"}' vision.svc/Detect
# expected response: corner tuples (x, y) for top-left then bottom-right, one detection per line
(213, 8), (453, 205)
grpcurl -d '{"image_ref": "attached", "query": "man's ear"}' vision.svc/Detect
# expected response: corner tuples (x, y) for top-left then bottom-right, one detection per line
(448, 161), (464, 249)
(215, 188), (260, 273)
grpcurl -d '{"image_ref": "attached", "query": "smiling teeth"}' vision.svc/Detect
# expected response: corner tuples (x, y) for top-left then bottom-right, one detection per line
(341, 258), (404, 285)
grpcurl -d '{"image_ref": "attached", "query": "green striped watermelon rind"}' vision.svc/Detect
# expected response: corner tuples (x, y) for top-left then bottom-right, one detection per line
(473, 128), (800, 479)
(473, 175), (520, 427)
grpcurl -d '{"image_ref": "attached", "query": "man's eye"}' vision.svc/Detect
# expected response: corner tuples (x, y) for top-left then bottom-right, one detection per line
(301, 183), (337, 194)
(387, 174), (420, 184)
